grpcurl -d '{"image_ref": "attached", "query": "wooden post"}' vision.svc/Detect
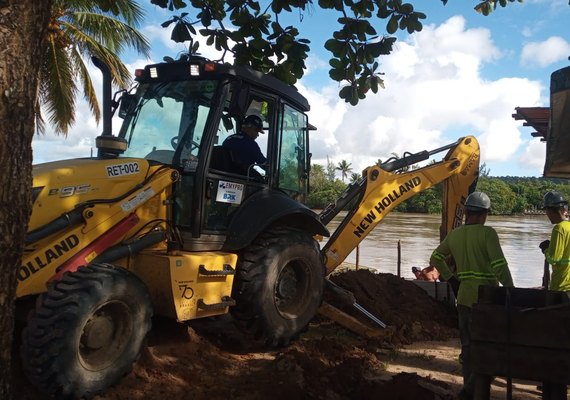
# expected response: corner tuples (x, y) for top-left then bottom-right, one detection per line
(355, 245), (360, 270)
(542, 259), (550, 289)
(397, 240), (401, 277)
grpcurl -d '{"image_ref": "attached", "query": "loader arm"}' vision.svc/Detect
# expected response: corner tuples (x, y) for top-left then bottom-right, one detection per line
(320, 136), (480, 275)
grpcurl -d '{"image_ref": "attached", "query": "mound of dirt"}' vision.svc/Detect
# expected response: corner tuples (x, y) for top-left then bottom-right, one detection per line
(327, 269), (459, 345)
(13, 269), (460, 400)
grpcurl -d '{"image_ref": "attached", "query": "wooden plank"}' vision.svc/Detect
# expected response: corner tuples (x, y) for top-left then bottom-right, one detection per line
(317, 302), (392, 339)
(471, 341), (570, 383)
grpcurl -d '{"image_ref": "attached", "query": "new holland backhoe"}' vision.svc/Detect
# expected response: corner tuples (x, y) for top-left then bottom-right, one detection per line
(16, 56), (480, 398)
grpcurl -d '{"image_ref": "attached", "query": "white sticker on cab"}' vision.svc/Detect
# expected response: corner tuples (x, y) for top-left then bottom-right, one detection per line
(216, 181), (244, 204)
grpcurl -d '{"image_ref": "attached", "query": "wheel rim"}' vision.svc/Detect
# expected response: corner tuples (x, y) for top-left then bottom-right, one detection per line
(274, 259), (311, 319)
(79, 300), (133, 371)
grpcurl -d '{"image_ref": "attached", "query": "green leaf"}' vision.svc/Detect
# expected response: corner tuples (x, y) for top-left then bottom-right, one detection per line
(161, 19), (175, 28)
(387, 15), (399, 34)
(339, 85), (352, 100)
(377, 6), (392, 19)
(318, 0), (336, 9)
(350, 86), (359, 105)
(173, 0), (188, 9)
(171, 22), (192, 43)
(329, 58), (343, 68)
(329, 67), (346, 81)
(151, 0), (169, 7)
(400, 3), (413, 13)
(333, 0), (343, 12)
(324, 38), (341, 52)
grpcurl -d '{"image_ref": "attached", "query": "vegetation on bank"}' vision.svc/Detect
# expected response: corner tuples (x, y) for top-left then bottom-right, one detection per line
(307, 161), (570, 215)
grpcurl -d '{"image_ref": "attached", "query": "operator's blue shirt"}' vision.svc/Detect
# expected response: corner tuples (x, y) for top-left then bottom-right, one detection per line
(222, 132), (266, 171)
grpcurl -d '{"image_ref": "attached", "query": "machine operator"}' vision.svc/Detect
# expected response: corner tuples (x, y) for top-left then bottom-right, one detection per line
(222, 114), (267, 175)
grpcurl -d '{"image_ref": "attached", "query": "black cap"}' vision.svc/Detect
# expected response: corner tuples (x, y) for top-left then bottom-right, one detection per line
(244, 115), (263, 131)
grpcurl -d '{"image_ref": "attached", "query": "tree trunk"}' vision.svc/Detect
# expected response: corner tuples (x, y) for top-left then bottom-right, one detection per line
(0, 2), (51, 399)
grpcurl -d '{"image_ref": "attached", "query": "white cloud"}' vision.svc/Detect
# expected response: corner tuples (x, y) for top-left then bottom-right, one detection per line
(301, 16), (542, 176)
(521, 36), (570, 68)
(304, 54), (329, 78)
(142, 24), (227, 62)
(518, 137), (546, 173)
(32, 15), (546, 178)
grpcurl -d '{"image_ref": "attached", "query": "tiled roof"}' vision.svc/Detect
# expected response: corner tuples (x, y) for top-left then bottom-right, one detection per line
(512, 106), (549, 140)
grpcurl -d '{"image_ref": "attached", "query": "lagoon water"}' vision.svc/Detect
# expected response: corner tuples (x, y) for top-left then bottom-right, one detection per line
(325, 212), (552, 288)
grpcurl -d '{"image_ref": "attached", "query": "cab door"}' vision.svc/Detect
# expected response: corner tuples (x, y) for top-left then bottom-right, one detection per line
(276, 104), (310, 203)
(202, 92), (276, 235)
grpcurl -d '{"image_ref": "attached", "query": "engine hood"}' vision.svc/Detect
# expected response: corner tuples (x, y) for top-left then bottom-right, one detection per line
(30, 157), (152, 230)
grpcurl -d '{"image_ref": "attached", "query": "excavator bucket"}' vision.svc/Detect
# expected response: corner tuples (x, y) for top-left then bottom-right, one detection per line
(544, 65), (570, 178)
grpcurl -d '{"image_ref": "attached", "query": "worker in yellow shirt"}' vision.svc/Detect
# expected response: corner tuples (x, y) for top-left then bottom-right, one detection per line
(430, 191), (513, 400)
(539, 191), (570, 291)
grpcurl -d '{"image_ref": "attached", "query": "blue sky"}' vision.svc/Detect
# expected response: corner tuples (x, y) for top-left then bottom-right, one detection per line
(32, 0), (570, 177)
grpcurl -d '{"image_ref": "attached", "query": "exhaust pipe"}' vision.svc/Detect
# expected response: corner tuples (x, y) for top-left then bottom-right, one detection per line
(92, 56), (127, 157)
(92, 56), (112, 136)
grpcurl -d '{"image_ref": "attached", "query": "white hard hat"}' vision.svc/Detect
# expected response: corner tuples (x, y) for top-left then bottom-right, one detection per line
(465, 191), (491, 211)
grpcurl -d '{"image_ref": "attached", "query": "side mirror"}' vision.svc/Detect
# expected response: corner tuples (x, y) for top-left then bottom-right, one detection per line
(118, 93), (138, 119)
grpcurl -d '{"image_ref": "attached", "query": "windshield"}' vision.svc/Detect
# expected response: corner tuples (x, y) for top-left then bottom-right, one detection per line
(119, 80), (219, 170)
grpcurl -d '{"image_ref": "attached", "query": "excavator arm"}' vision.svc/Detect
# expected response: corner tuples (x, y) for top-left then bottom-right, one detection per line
(320, 136), (480, 275)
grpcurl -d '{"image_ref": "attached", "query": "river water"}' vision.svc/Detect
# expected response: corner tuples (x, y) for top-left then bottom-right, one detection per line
(324, 212), (552, 288)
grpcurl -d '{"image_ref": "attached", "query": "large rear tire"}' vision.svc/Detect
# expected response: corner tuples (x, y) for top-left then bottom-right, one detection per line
(21, 263), (152, 399)
(231, 227), (324, 346)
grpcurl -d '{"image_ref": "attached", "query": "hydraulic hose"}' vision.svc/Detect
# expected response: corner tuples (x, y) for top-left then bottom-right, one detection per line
(25, 208), (85, 246)
(91, 230), (166, 264)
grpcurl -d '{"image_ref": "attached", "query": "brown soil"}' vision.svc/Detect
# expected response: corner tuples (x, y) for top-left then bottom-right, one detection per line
(13, 269), (543, 400)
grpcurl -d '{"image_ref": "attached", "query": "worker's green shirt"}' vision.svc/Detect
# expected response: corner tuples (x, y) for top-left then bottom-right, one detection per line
(430, 224), (513, 307)
(546, 220), (570, 291)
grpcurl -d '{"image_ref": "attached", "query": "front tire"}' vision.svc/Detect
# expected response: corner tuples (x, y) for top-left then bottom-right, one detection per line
(231, 228), (324, 346)
(21, 263), (152, 399)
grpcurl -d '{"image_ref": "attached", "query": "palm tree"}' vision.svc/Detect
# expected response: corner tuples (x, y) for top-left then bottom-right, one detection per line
(41, 0), (151, 134)
(350, 172), (360, 183)
(336, 160), (352, 182)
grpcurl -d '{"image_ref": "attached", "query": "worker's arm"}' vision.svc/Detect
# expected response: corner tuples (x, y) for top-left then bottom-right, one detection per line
(486, 228), (514, 287)
(430, 242), (460, 295)
(430, 239), (454, 281)
(253, 142), (267, 165)
(546, 225), (567, 266)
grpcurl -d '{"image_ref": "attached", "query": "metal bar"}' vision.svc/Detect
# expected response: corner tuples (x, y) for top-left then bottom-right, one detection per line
(353, 303), (387, 328)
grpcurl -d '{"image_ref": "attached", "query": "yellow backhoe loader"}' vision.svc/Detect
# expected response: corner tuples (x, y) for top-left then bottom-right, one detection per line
(16, 56), (479, 398)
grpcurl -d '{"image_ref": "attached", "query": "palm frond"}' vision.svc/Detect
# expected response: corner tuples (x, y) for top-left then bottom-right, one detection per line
(61, 13), (150, 58)
(70, 48), (101, 124)
(41, 0), (150, 134)
(41, 38), (78, 135)
(65, 29), (133, 87)
(54, 0), (146, 26)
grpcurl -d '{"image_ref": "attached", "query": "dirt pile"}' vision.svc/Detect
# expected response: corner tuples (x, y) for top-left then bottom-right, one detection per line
(13, 269), (460, 400)
(328, 269), (459, 344)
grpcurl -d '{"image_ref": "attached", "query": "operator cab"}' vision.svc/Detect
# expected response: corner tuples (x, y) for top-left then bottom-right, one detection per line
(115, 58), (313, 251)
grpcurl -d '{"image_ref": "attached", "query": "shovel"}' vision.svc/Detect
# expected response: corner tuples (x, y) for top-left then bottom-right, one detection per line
(324, 279), (387, 329)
